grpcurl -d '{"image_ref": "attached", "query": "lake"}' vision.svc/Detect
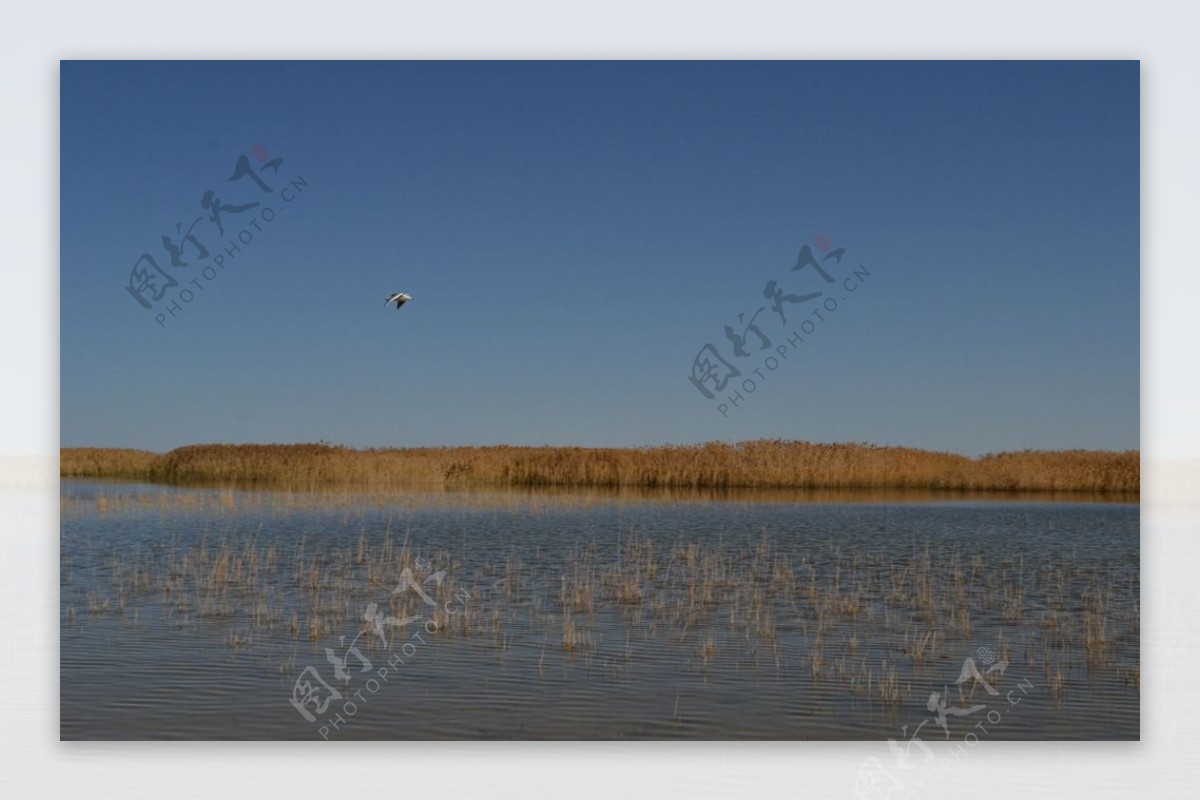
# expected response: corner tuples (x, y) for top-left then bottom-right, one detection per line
(60, 480), (1139, 740)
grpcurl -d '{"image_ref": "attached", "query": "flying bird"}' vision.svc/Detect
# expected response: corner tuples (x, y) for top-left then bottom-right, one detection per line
(823, 247), (846, 264)
(384, 291), (413, 310)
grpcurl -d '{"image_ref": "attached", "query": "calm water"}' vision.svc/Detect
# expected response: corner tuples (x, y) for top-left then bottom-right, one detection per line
(60, 480), (1139, 740)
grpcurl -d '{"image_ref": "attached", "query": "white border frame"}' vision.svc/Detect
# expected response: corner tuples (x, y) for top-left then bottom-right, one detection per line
(6, 1), (1196, 796)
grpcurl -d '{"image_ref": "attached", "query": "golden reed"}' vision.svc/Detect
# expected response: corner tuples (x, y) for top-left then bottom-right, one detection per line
(60, 441), (1139, 493)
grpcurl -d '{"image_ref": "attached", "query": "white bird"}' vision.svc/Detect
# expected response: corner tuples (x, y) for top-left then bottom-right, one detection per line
(384, 291), (413, 310)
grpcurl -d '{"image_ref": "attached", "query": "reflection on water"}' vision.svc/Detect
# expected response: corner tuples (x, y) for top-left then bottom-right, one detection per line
(61, 480), (1139, 740)
(60, 478), (1140, 508)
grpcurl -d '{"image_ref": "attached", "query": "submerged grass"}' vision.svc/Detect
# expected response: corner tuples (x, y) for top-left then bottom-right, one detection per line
(68, 527), (1139, 711)
(61, 441), (1139, 493)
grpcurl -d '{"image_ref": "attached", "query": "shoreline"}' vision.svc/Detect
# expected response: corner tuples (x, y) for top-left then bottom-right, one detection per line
(59, 441), (1141, 494)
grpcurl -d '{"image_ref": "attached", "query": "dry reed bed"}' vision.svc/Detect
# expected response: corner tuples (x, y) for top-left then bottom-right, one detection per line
(61, 441), (1140, 492)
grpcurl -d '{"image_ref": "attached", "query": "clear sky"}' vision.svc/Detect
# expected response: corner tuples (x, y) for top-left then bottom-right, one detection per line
(60, 60), (1139, 455)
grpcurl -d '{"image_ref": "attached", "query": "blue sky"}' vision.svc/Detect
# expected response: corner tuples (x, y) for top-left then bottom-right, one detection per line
(60, 61), (1139, 455)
